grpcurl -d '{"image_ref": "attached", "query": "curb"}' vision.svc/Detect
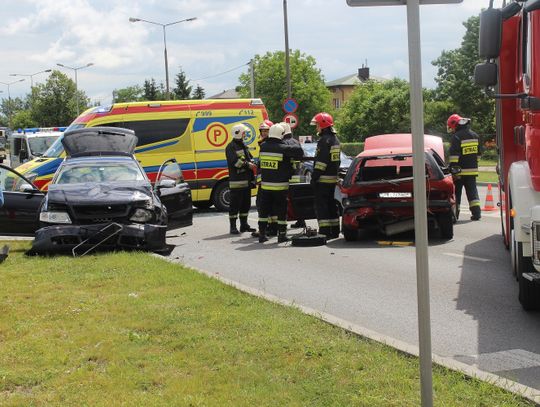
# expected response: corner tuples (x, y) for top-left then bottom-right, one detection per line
(156, 254), (540, 404)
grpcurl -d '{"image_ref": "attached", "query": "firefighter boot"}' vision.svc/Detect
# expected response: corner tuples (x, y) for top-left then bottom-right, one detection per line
(240, 217), (256, 233)
(470, 206), (481, 221)
(277, 225), (289, 243)
(230, 218), (240, 235)
(258, 224), (268, 243)
(267, 222), (278, 237)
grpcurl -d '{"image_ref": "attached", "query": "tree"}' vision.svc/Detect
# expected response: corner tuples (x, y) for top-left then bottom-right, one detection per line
(0, 96), (28, 128)
(238, 50), (332, 135)
(31, 70), (88, 126)
(172, 69), (192, 100)
(432, 15), (495, 136)
(112, 85), (144, 103)
(11, 110), (37, 129)
(336, 79), (413, 142)
(192, 84), (205, 100)
(143, 78), (160, 101)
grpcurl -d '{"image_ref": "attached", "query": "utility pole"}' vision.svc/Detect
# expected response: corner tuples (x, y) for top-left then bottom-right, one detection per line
(250, 59), (255, 98)
(283, 0), (292, 99)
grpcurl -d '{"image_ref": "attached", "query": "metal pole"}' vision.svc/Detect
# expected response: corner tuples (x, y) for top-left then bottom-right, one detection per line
(250, 59), (255, 98)
(75, 68), (80, 117)
(406, 0), (433, 406)
(7, 85), (12, 129)
(283, 0), (291, 99)
(163, 25), (170, 100)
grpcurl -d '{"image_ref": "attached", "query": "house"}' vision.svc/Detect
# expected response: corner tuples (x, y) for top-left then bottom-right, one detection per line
(326, 66), (386, 109)
(208, 89), (240, 99)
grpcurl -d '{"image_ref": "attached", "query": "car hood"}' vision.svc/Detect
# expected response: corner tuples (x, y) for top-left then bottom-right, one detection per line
(62, 127), (137, 156)
(47, 182), (154, 206)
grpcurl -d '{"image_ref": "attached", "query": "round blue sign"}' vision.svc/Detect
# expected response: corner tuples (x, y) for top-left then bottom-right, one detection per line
(283, 98), (298, 113)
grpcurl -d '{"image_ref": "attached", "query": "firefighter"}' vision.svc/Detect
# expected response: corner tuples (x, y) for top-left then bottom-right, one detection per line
(258, 120), (273, 145)
(447, 114), (482, 221)
(310, 112), (341, 239)
(258, 123), (304, 243)
(280, 122), (306, 229)
(226, 124), (257, 234)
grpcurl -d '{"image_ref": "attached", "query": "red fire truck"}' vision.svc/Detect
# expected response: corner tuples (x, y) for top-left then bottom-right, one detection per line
(475, 0), (540, 310)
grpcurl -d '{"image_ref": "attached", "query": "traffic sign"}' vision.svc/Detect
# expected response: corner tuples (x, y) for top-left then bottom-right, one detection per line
(283, 98), (298, 113)
(347, 0), (461, 5)
(283, 113), (299, 129)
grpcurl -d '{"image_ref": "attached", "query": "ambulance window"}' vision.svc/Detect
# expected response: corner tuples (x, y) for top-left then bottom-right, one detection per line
(122, 118), (190, 146)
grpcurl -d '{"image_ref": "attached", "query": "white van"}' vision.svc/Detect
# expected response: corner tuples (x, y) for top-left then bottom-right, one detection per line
(9, 127), (65, 167)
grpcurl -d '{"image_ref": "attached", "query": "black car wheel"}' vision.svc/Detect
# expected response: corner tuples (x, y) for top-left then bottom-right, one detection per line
(342, 225), (358, 241)
(213, 182), (230, 212)
(437, 211), (454, 240)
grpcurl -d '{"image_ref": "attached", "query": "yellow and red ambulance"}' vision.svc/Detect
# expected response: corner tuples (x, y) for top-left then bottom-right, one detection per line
(15, 99), (268, 210)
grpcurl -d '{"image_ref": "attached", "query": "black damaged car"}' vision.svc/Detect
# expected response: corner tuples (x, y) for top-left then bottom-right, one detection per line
(0, 127), (192, 254)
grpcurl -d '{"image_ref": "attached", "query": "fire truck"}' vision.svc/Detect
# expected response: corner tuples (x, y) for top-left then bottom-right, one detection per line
(475, 0), (540, 310)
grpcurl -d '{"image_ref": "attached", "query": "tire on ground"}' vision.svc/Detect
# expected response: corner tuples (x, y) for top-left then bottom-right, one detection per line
(291, 233), (326, 247)
(437, 211), (454, 240)
(342, 225), (358, 242)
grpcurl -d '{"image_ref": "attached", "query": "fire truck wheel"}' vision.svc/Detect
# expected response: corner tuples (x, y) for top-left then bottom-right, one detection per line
(517, 241), (540, 311)
(291, 233), (326, 247)
(342, 225), (358, 242)
(213, 182), (230, 212)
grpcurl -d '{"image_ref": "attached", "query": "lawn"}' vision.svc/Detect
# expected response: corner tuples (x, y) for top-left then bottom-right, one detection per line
(477, 171), (499, 184)
(0, 242), (533, 406)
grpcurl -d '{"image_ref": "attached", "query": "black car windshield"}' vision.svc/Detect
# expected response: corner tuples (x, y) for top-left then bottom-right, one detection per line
(55, 161), (146, 184)
(302, 143), (350, 161)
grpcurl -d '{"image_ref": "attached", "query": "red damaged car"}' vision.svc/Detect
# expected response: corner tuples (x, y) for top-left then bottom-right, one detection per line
(339, 133), (455, 241)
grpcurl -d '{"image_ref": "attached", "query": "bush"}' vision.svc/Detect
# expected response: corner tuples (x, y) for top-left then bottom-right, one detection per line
(481, 148), (498, 161)
(341, 142), (364, 157)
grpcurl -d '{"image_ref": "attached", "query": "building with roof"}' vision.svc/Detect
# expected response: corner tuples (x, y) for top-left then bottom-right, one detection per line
(208, 89), (240, 99)
(326, 66), (387, 109)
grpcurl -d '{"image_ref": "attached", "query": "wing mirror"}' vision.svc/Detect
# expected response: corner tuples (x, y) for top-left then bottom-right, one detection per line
(157, 179), (176, 189)
(19, 183), (36, 193)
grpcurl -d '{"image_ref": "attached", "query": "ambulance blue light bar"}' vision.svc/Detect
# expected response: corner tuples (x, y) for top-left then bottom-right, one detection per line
(23, 127), (67, 133)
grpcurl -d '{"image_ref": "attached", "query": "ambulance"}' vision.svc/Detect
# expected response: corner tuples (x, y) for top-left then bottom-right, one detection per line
(9, 127), (66, 168)
(15, 99), (268, 211)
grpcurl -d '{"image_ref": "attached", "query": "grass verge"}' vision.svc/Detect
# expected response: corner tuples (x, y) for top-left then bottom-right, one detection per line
(0, 241), (533, 406)
(477, 171), (499, 184)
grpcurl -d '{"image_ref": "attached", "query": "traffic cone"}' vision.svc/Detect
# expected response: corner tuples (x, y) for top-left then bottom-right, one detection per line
(482, 183), (496, 211)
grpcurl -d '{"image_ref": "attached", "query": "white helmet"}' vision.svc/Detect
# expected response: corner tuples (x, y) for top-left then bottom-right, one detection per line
(232, 124), (247, 140)
(268, 123), (285, 140)
(280, 122), (292, 136)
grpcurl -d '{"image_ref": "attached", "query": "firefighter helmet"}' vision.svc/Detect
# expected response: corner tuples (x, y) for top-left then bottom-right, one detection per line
(280, 122), (292, 136)
(310, 112), (334, 129)
(232, 124), (247, 140)
(447, 114), (470, 132)
(268, 123), (285, 140)
(259, 120), (273, 130)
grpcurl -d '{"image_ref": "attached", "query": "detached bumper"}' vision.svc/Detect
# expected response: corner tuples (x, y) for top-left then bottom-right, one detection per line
(32, 222), (167, 254)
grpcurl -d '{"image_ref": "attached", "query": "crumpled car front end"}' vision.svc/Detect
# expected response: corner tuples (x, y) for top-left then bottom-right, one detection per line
(32, 183), (169, 255)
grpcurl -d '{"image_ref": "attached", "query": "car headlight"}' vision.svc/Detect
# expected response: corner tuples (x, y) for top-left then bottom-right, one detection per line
(130, 208), (153, 223)
(40, 211), (72, 224)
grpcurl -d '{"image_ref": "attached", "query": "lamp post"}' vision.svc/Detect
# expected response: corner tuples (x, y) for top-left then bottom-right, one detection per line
(10, 69), (52, 89)
(129, 16), (197, 100)
(56, 62), (94, 116)
(0, 79), (25, 128)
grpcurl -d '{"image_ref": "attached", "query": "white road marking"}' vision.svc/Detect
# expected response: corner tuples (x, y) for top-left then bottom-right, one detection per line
(455, 349), (540, 373)
(443, 252), (491, 262)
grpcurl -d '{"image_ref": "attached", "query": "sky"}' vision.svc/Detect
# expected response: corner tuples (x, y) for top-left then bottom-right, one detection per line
(0, 0), (489, 106)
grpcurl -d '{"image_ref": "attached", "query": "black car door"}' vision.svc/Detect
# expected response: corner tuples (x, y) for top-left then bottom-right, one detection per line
(0, 164), (45, 236)
(155, 159), (193, 227)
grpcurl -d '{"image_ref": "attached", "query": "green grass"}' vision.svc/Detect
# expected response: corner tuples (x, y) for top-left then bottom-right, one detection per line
(0, 242), (533, 406)
(479, 159), (497, 167)
(478, 171), (499, 184)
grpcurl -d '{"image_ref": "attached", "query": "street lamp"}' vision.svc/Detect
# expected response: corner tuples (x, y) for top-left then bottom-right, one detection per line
(0, 79), (25, 128)
(10, 69), (52, 89)
(129, 16), (197, 100)
(56, 62), (94, 116)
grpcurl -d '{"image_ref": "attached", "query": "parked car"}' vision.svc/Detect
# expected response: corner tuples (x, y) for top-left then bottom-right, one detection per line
(300, 142), (352, 182)
(339, 133), (455, 241)
(0, 127), (192, 254)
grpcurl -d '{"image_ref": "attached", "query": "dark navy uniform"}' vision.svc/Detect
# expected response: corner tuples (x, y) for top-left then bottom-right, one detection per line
(258, 137), (303, 242)
(449, 124), (481, 220)
(226, 138), (255, 233)
(312, 127), (341, 238)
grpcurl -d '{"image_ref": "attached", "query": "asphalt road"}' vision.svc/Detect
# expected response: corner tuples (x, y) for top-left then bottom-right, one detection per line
(167, 185), (540, 392)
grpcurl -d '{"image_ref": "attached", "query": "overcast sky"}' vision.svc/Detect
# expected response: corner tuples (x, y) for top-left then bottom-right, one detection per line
(0, 0), (488, 106)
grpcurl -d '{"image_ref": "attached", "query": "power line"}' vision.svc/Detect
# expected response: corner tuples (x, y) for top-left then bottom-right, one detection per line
(192, 62), (249, 82)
